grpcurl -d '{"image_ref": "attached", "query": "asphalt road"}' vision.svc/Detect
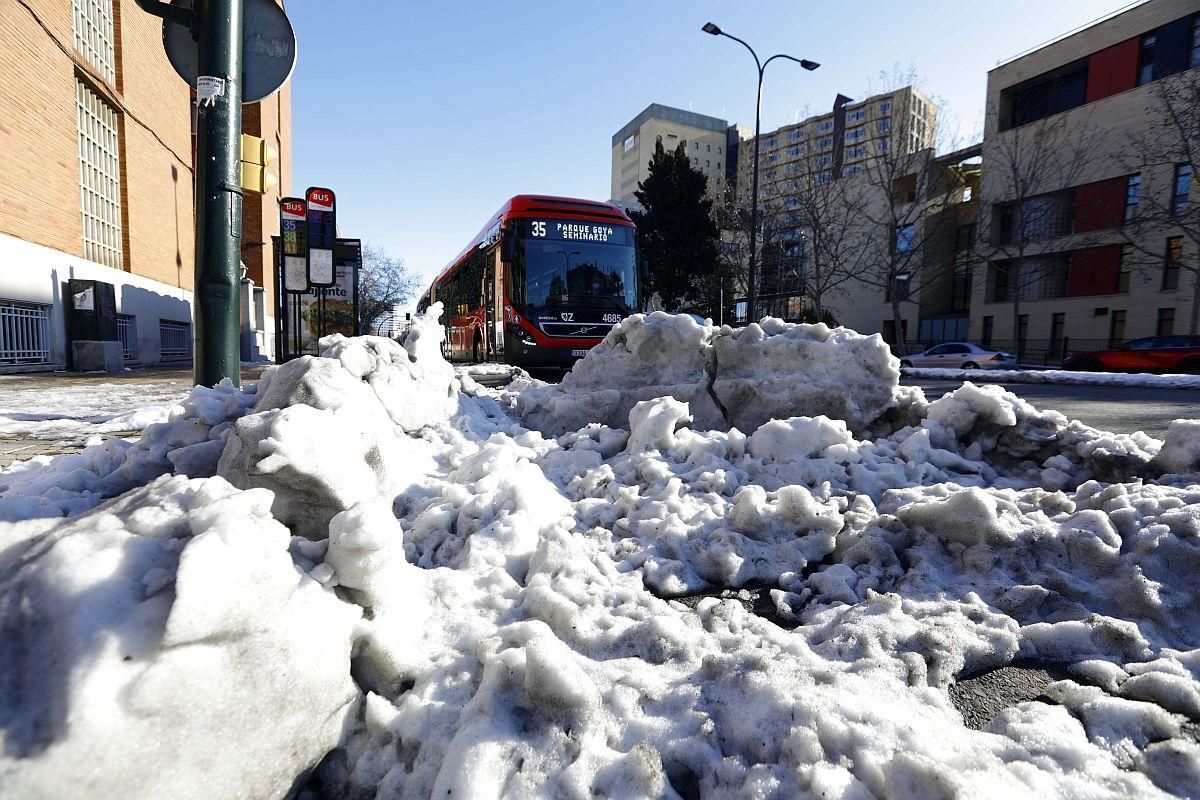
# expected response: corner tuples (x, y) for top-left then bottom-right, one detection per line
(904, 377), (1200, 438)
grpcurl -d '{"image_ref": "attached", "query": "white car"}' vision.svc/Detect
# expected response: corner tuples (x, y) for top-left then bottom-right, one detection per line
(899, 342), (1017, 370)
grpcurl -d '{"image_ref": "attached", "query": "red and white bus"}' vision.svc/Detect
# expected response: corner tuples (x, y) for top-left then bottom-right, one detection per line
(418, 195), (641, 368)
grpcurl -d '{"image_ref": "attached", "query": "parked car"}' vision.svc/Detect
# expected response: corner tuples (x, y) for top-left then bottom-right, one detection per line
(1063, 336), (1200, 373)
(899, 342), (1018, 370)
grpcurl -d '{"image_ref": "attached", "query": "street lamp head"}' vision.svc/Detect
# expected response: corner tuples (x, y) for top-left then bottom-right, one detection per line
(800, 59), (820, 71)
(702, 22), (722, 35)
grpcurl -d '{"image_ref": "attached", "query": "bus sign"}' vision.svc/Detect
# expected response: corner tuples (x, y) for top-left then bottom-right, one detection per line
(525, 219), (623, 243)
(306, 187), (336, 288)
(280, 197), (308, 293)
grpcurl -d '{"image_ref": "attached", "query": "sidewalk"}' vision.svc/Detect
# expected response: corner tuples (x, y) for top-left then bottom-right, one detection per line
(0, 365), (269, 468)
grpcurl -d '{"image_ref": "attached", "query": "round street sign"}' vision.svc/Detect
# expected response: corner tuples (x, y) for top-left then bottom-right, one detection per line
(163, 0), (297, 104)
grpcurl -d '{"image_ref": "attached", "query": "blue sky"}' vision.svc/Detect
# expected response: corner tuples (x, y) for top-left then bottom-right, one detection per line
(288, 0), (1138, 308)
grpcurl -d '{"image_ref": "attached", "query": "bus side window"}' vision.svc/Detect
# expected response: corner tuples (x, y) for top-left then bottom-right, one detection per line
(507, 236), (525, 308)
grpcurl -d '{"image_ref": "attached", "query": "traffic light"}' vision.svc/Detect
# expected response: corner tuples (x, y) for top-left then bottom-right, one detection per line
(239, 133), (278, 194)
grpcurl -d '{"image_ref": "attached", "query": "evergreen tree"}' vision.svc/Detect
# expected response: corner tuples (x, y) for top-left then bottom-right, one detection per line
(627, 141), (721, 312)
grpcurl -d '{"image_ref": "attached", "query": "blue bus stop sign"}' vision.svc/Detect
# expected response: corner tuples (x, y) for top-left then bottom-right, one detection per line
(162, 0), (297, 103)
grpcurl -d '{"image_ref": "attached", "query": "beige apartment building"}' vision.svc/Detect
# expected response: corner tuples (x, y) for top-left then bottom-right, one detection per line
(731, 87), (941, 333)
(972, 0), (1199, 357)
(610, 104), (734, 204)
(0, 0), (292, 370)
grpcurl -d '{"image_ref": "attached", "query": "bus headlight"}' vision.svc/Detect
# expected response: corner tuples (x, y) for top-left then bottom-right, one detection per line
(507, 323), (537, 347)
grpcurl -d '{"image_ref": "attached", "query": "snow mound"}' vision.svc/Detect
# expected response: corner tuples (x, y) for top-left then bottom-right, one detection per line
(517, 313), (900, 436)
(0, 380), (258, 521)
(0, 475), (360, 799)
(219, 304), (452, 539)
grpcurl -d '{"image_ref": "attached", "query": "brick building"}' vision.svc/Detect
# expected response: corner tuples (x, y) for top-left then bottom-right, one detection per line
(972, 0), (1199, 358)
(0, 0), (291, 371)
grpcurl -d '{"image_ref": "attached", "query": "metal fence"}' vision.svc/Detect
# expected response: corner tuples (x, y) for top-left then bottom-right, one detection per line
(159, 319), (191, 361)
(117, 314), (138, 362)
(898, 337), (1114, 367)
(0, 300), (52, 366)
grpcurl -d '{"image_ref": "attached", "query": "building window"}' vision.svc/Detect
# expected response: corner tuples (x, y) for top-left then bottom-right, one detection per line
(1139, 33), (1156, 85)
(818, 136), (833, 150)
(845, 127), (865, 143)
(1117, 245), (1132, 293)
(766, 137), (778, 148)
(1192, 15), (1200, 68)
(623, 135), (636, 152)
(1125, 174), (1140, 221)
(160, 319), (191, 360)
(1173, 164), (1192, 215)
(717, 162), (722, 171)
(717, 146), (722, 154)
(72, 0), (116, 84)
(846, 109), (866, 123)
(878, 119), (892, 132)
(705, 159), (710, 167)
(896, 224), (916, 253)
(982, 316), (994, 347)
(76, 79), (123, 270)
(705, 144), (711, 152)
(879, 100), (892, 113)
(1164, 236), (1184, 290)
(1018, 314), (1029, 348)
(789, 130), (805, 141)
(1157, 307), (1176, 336)
(1109, 309), (1127, 346)
(692, 156), (698, 165)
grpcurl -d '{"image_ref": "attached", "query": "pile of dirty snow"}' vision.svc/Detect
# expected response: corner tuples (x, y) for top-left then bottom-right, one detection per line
(2, 308), (1199, 799)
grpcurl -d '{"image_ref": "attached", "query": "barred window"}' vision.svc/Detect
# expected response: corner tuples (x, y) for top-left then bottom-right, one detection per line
(76, 79), (123, 269)
(72, 0), (116, 84)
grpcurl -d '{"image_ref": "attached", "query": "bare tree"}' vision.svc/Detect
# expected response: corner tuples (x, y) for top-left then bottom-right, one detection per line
(975, 112), (1099, 359)
(358, 243), (421, 335)
(714, 148), (867, 325)
(1119, 71), (1200, 332)
(853, 146), (969, 356)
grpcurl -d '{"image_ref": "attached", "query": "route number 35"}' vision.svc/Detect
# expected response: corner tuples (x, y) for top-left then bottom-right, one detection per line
(531, 221), (547, 237)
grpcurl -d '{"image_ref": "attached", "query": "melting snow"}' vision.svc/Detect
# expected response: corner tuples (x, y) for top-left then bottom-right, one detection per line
(1, 307), (1198, 799)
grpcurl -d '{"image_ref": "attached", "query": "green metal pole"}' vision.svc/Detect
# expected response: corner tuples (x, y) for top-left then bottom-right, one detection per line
(192, 0), (244, 387)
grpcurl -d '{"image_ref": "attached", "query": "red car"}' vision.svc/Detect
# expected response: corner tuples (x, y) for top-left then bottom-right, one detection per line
(1063, 335), (1200, 373)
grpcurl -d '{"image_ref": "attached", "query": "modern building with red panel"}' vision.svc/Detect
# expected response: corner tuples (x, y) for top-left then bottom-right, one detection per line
(973, 0), (1199, 354)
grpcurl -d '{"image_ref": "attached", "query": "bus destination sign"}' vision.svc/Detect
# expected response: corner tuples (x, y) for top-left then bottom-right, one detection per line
(526, 219), (626, 243)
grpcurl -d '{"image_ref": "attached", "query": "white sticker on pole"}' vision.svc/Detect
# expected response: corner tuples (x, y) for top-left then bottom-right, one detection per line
(196, 76), (226, 107)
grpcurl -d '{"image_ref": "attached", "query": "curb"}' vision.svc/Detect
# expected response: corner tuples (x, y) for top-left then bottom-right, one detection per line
(901, 367), (1200, 390)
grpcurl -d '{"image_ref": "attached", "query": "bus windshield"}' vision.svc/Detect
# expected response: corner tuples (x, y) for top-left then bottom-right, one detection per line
(510, 219), (636, 311)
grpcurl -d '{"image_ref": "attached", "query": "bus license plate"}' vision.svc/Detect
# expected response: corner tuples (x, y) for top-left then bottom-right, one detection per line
(571, 349), (589, 357)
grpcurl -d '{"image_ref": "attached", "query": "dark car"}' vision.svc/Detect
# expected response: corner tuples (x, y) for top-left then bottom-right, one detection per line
(1063, 335), (1200, 373)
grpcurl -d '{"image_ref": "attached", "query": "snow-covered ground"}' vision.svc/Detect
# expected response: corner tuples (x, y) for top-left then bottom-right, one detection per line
(0, 374), (189, 442)
(904, 366), (1200, 390)
(2, 309), (1199, 799)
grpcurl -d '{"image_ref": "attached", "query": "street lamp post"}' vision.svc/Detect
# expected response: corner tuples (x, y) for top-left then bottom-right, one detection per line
(703, 22), (818, 325)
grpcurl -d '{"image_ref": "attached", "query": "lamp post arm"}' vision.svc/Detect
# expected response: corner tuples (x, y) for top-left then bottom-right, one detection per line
(718, 31), (763, 75)
(763, 53), (808, 71)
